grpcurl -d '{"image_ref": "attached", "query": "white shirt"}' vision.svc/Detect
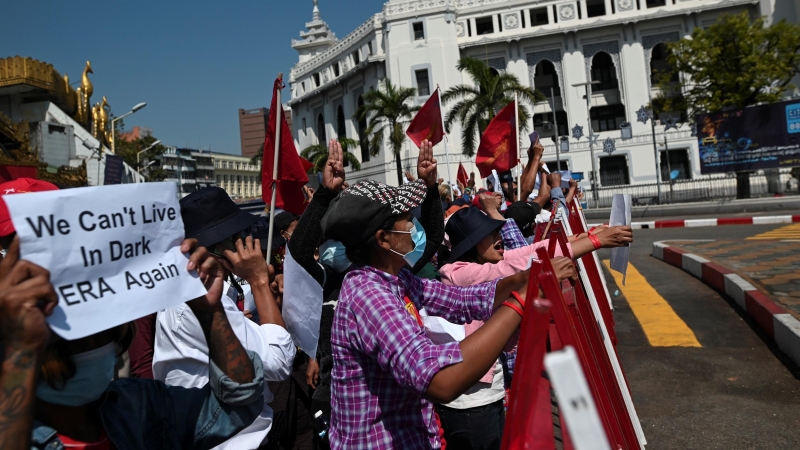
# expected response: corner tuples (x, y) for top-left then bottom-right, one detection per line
(153, 282), (296, 450)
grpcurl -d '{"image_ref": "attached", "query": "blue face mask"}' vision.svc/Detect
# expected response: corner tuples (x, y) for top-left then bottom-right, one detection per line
(389, 217), (427, 268)
(37, 342), (116, 406)
(319, 239), (352, 273)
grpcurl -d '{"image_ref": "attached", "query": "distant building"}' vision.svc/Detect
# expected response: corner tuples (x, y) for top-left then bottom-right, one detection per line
(212, 152), (262, 200)
(239, 108), (269, 158)
(118, 126), (153, 142)
(288, 0), (797, 188)
(159, 147), (200, 198)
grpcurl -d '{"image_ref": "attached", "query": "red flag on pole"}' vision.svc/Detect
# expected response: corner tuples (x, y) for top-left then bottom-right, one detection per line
(406, 89), (445, 148)
(262, 77), (309, 216)
(475, 100), (519, 179)
(457, 163), (468, 187)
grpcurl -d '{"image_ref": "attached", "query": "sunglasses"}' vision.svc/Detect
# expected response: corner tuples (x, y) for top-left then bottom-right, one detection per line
(209, 230), (249, 257)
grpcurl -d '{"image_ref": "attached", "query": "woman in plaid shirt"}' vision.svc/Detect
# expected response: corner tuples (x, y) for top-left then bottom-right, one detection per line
(320, 141), (551, 449)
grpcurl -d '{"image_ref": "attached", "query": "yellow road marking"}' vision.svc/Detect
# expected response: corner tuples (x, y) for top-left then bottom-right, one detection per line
(603, 260), (701, 348)
(747, 223), (800, 240)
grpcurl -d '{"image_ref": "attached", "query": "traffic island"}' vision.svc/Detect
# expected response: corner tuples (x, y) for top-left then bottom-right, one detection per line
(652, 240), (800, 368)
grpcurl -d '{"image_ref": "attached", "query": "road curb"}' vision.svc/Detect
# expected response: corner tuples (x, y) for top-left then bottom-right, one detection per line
(652, 240), (800, 368)
(592, 214), (800, 230)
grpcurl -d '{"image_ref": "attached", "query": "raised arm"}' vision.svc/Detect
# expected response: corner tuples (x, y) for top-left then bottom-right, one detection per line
(0, 238), (58, 450)
(520, 139), (544, 201)
(412, 139), (444, 274)
(183, 240), (256, 384)
(289, 139), (346, 285)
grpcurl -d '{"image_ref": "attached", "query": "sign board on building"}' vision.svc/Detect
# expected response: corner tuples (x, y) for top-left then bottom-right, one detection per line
(104, 154), (124, 185)
(697, 99), (800, 174)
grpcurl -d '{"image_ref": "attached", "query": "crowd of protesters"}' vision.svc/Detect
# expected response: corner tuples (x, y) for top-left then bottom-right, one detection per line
(0, 136), (632, 449)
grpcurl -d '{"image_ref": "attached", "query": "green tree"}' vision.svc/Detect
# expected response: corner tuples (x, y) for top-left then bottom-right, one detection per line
(114, 134), (168, 181)
(657, 12), (800, 119)
(354, 79), (420, 185)
(301, 137), (361, 173)
(443, 57), (545, 157)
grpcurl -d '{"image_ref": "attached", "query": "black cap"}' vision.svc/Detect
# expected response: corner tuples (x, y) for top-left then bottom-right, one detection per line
(504, 201), (542, 235)
(180, 187), (259, 248)
(270, 211), (299, 249)
(321, 180), (428, 247)
(446, 207), (506, 263)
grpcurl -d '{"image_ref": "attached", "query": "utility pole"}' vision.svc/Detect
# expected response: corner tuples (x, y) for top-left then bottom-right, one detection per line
(551, 86), (560, 170)
(573, 81), (601, 205)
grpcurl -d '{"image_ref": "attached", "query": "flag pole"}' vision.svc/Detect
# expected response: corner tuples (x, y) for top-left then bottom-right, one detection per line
(514, 93), (521, 201)
(438, 86), (454, 189)
(265, 73), (283, 265)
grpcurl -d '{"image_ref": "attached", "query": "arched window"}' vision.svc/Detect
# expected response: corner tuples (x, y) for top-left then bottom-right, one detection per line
(650, 43), (679, 85)
(589, 52), (626, 132)
(533, 60), (569, 140)
(316, 114), (326, 144)
(357, 96), (370, 162)
(337, 105), (349, 167)
(591, 52), (618, 91)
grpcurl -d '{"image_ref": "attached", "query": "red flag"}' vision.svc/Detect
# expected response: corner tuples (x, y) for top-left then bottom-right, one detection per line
(475, 100), (518, 179)
(263, 76), (309, 215)
(300, 157), (314, 173)
(406, 89), (445, 148)
(457, 163), (468, 187)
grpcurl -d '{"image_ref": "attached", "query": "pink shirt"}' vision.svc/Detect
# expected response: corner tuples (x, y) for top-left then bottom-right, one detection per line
(440, 239), (573, 382)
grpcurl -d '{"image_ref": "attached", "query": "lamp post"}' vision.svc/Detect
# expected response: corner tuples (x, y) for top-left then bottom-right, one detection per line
(136, 140), (161, 182)
(549, 86), (562, 170)
(572, 80), (601, 205)
(111, 102), (147, 155)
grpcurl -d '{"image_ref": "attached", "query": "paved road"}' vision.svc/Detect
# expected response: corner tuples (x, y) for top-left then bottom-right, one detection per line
(598, 224), (800, 449)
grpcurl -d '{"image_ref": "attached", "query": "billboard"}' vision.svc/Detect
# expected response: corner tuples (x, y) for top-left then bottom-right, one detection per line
(697, 99), (800, 174)
(103, 154), (124, 185)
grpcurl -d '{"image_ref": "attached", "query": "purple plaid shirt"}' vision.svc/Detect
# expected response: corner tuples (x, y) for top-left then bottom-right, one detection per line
(499, 218), (527, 383)
(329, 265), (498, 449)
(501, 218), (528, 251)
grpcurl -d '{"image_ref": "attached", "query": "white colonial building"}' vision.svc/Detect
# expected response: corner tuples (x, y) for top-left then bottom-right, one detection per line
(288, 0), (798, 192)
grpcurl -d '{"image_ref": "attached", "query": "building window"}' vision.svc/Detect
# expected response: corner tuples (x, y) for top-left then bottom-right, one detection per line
(475, 17), (494, 35)
(301, 81), (306, 92)
(586, 0), (606, 17)
(357, 96), (370, 163)
(353, 51), (361, 65)
(530, 7), (549, 26)
(317, 114), (326, 144)
(302, 118), (307, 136)
(660, 149), (691, 181)
(591, 52), (619, 91)
(533, 111), (569, 139)
(544, 160), (570, 172)
(590, 104), (626, 132)
(313, 73), (321, 87)
(337, 106), (349, 167)
(534, 60), (561, 97)
(647, 0), (667, 7)
(415, 69), (431, 96)
(367, 41), (373, 55)
(413, 22), (425, 40)
(650, 43), (679, 85)
(599, 155), (630, 186)
(333, 64), (340, 77)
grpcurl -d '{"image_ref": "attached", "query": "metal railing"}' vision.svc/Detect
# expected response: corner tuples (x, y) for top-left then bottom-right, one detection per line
(584, 169), (798, 209)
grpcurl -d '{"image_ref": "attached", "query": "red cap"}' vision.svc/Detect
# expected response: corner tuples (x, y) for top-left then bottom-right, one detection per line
(0, 178), (59, 237)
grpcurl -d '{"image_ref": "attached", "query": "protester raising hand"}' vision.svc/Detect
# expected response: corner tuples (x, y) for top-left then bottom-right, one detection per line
(0, 236), (58, 354)
(417, 139), (438, 188)
(323, 138), (346, 193)
(478, 192), (505, 221)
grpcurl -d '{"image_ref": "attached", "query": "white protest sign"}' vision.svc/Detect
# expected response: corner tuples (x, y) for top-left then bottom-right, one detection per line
(489, 169), (507, 211)
(609, 194), (632, 285)
(6, 182), (207, 340)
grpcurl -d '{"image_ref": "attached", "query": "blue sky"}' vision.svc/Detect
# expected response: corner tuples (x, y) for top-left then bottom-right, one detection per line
(0, 0), (385, 154)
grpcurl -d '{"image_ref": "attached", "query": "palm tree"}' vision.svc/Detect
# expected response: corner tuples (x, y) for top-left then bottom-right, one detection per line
(301, 137), (361, 173)
(443, 57), (545, 156)
(354, 79), (420, 185)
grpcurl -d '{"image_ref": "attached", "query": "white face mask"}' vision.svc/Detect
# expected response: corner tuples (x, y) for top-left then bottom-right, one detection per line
(36, 342), (117, 406)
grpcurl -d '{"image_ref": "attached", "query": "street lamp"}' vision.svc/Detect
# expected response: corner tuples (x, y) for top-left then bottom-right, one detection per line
(136, 140), (162, 182)
(111, 102), (147, 155)
(572, 80), (601, 205)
